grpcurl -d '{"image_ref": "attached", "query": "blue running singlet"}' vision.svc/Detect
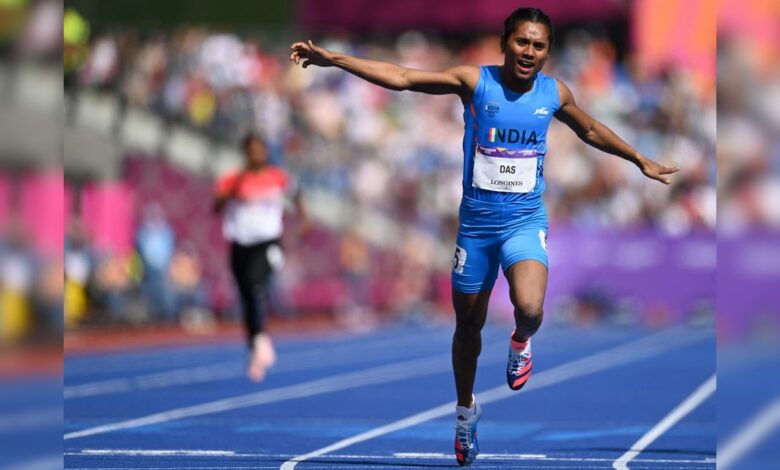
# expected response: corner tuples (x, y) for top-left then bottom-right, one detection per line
(452, 66), (560, 294)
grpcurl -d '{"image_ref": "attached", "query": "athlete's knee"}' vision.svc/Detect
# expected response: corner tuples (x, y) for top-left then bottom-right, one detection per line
(511, 293), (543, 316)
(512, 298), (544, 326)
(454, 316), (485, 343)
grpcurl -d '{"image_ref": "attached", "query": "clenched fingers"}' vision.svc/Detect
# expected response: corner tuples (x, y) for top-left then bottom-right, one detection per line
(289, 42), (311, 63)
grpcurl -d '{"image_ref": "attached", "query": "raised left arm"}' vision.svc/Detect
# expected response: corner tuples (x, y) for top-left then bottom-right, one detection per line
(554, 79), (679, 185)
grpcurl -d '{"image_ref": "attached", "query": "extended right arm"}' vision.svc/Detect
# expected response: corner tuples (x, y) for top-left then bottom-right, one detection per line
(290, 40), (478, 100)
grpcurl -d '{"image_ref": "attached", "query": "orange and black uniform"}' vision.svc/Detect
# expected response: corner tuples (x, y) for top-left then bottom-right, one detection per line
(215, 166), (293, 347)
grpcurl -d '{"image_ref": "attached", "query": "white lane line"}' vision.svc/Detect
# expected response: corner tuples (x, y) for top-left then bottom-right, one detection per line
(64, 328), (455, 396)
(65, 326), (582, 438)
(68, 467), (706, 470)
(75, 449), (238, 456)
(65, 449), (715, 464)
(718, 398), (780, 470)
(66, 467), (280, 470)
(0, 408), (61, 432)
(280, 327), (708, 470)
(394, 452), (714, 464)
(65, 345), (241, 376)
(64, 325), (454, 378)
(64, 350), (467, 440)
(8, 456), (63, 470)
(63, 326), (534, 399)
(64, 362), (243, 399)
(63, 329), (464, 399)
(613, 373), (716, 470)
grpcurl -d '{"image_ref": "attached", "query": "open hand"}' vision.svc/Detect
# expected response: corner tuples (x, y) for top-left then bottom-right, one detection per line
(640, 158), (679, 185)
(289, 40), (334, 68)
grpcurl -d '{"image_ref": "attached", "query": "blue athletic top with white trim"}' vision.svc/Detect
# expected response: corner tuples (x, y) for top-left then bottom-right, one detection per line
(461, 66), (560, 207)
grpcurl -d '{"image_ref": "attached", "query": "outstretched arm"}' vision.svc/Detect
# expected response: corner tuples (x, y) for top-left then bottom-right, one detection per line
(290, 40), (478, 100)
(554, 80), (679, 184)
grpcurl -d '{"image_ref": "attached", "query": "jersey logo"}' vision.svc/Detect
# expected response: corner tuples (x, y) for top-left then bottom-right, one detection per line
(534, 107), (549, 118)
(487, 128), (539, 145)
(485, 101), (501, 117)
(452, 245), (467, 274)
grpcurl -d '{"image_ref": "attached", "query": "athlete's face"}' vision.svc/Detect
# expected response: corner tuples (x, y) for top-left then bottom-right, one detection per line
(502, 21), (550, 81)
(245, 138), (268, 168)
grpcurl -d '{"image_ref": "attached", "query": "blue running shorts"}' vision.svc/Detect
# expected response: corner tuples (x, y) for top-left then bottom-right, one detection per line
(451, 196), (548, 294)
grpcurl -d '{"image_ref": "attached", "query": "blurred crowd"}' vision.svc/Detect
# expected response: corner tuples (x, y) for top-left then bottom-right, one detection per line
(717, 35), (780, 233)
(717, 3), (780, 466)
(0, 216), (62, 346)
(716, 9), (780, 340)
(60, 19), (719, 328)
(70, 25), (715, 236)
(0, 0), (62, 348)
(63, 207), (210, 329)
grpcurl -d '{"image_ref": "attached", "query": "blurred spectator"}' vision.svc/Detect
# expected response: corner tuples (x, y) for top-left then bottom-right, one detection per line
(17, 0), (62, 59)
(0, 0), (26, 47)
(0, 219), (37, 343)
(337, 228), (373, 327)
(63, 7), (90, 80)
(168, 243), (208, 319)
(63, 219), (96, 327)
(91, 251), (139, 324)
(389, 229), (436, 318)
(135, 203), (176, 322)
(34, 255), (63, 336)
(79, 34), (119, 87)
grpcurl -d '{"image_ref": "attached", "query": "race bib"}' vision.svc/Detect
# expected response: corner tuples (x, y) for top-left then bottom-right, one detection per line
(472, 145), (538, 193)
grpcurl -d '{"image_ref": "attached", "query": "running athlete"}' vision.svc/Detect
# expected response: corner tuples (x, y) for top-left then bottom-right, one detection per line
(291, 7), (678, 466)
(214, 133), (309, 382)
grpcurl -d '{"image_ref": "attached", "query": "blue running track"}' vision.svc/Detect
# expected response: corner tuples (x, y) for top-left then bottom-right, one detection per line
(63, 322), (715, 469)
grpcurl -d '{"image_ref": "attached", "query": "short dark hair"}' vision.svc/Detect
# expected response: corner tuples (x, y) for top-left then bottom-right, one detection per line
(500, 7), (554, 51)
(241, 132), (266, 150)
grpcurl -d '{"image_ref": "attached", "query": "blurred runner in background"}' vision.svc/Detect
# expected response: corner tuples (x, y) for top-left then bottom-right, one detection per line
(214, 133), (309, 382)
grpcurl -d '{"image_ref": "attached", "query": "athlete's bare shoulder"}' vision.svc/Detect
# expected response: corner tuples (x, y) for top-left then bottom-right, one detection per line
(450, 65), (480, 86)
(553, 78), (575, 108)
(447, 65), (480, 101)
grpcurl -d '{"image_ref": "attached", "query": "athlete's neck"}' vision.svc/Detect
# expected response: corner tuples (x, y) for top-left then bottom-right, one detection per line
(246, 162), (268, 172)
(498, 66), (534, 94)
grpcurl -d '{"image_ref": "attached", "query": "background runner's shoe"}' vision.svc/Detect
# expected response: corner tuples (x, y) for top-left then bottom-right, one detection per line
(254, 333), (276, 367)
(246, 351), (267, 382)
(247, 334), (276, 382)
(454, 400), (481, 467)
(507, 336), (533, 391)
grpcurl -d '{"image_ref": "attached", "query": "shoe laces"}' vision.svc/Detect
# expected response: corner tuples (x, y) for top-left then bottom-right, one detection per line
(508, 348), (531, 375)
(456, 419), (475, 448)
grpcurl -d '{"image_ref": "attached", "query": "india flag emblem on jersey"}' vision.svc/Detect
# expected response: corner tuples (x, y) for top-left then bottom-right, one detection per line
(488, 128), (498, 142)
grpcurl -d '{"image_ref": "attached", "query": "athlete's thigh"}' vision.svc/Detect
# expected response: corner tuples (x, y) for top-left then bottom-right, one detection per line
(500, 228), (549, 308)
(503, 259), (548, 310)
(246, 243), (274, 286)
(451, 232), (501, 296)
(500, 227), (548, 271)
(230, 244), (251, 283)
